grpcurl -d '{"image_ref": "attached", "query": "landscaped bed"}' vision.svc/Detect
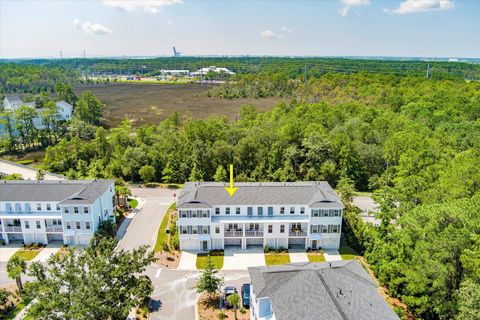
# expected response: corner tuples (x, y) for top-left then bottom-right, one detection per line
(196, 251), (224, 269)
(127, 198), (138, 209)
(307, 250), (326, 262)
(11, 244), (44, 261)
(197, 293), (249, 320)
(154, 203), (180, 268)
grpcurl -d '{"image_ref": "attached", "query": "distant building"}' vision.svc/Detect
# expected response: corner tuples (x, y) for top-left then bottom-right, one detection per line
(0, 179), (115, 246)
(2, 94), (73, 129)
(159, 69), (190, 75)
(191, 66), (236, 77)
(248, 261), (399, 320)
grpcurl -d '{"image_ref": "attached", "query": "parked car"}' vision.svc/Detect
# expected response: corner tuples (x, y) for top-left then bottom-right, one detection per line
(241, 283), (251, 309)
(221, 286), (238, 309)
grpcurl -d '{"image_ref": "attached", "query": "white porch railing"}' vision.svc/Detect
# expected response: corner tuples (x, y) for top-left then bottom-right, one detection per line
(245, 230), (264, 237)
(224, 230), (243, 237)
(4, 226), (22, 232)
(289, 231), (307, 237)
(46, 226), (63, 232)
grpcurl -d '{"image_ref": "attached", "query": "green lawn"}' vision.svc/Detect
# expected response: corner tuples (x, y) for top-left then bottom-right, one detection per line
(153, 203), (176, 252)
(307, 252), (326, 262)
(265, 253), (291, 266)
(339, 246), (359, 260)
(128, 198), (138, 209)
(196, 253), (224, 269)
(11, 250), (41, 261)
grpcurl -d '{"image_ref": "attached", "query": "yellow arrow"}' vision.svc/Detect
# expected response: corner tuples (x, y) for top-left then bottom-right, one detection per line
(224, 164), (238, 197)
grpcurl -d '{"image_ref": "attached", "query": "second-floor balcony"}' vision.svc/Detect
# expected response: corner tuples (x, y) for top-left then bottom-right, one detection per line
(289, 230), (307, 237)
(225, 230), (243, 237)
(4, 226), (22, 232)
(245, 230), (264, 237)
(46, 226), (63, 233)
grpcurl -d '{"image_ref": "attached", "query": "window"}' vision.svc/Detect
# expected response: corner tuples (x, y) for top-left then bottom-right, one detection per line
(226, 207), (230, 215)
(56, 204), (60, 211)
(84, 207), (89, 214)
(85, 221), (91, 230)
(312, 209), (319, 217)
(215, 226), (220, 234)
(202, 210), (209, 218)
(311, 225), (319, 233)
(181, 226), (187, 234)
(290, 207), (295, 214)
(64, 207), (69, 214)
(47, 204), (51, 211)
(36, 203), (41, 211)
(236, 207), (241, 215)
(257, 207), (263, 216)
(15, 203), (21, 211)
(323, 210), (329, 217)
(268, 207), (273, 216)
(333, 209), (340, 217)
(247, 207), (253, 216)
(280, 225), (285, 233)
(332, 225), (340, 233)
(36, 221), (41, 229)
(74, 207), (79, 214)
(215, 208), (220, 215)
(192, 210), (197, 218)
(192, 226), (198, 234)
(322, 225), (328, 233)
(76, 222), (81, 230)
(25, 221), (30, 229)
(6, 203), (12, 211)
(66, 222), (71, 230)
(181, 211), (187, 218)
(25, 203), (31, 211)
(268, 225), (273, 233)
(53, 220), (58, 225)
(280, 207), (285, 214)
(300, 207), (305, 214)
(202, 226), (209, 234)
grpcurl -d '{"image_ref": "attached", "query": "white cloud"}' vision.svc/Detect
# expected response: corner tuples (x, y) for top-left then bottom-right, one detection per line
(384, 0), (454, 14)
(339, 0), (370, 16)
(74, 18), (112, 35)
(102, 0), (183, 13)
(281, 26), (292, 33)
(260, 30), (283, 39)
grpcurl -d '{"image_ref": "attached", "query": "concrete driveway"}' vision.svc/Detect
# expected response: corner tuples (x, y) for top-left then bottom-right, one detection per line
(177, 251), (198, 270)
(32, 242), (62, 262)
(324, 249), (342, 261)
(223, 245), (265, 270)
(0, 243), (22, 262)
(117, 187), (175, 252)
(147, 267), (250, 320)
(289, 249), (309, 263)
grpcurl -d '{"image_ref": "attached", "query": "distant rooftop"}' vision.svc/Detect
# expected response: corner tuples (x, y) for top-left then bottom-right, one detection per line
(177, 181), (344, 208)
(0, 179), (114, 204)
(249, 260), (399, 320)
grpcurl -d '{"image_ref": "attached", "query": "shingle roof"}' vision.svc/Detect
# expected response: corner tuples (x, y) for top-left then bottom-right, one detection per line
(177, 181), (344, 209)
(248, 261), (399, 320)
(0, 179), (113, 204)
(4, 94), (23, 104)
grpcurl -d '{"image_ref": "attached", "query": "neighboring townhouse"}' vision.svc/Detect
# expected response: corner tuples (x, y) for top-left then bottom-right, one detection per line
(248, 261), (400, 320)
(176, 181), (344, 251)
(0, 179), (115, 246)
(2, 94), (73, 129)
(190, 66), (236, 77)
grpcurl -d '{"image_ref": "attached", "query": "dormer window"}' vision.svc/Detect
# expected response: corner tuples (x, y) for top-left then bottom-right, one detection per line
(37, 203), (41, 211)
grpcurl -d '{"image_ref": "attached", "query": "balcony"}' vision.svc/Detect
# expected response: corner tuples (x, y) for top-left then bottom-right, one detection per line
(0, 225), (2, 232)
(289, 230), (307, 237)
(245, 230), (264, 237)
(46, 226), (63, 233)
(225, 230), (243, 237)
(4, 226), (22, 232)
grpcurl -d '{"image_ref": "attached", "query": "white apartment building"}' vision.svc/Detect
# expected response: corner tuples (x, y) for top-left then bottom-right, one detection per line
(177, 181), (344, 251)
(0, 180), (115, 246)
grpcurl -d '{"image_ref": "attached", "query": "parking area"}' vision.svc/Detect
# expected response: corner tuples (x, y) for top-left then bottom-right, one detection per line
(223, 245), (265, 270)
(0, 243), (22, 262)
(177, 250), (198, 270)
(32, 242), (62, 262)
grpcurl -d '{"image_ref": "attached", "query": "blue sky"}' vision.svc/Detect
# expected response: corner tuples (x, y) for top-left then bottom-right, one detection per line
(0, 0), (478, 58)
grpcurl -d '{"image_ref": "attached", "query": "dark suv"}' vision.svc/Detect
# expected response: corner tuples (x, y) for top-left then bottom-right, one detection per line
(221, 286), (238, 308)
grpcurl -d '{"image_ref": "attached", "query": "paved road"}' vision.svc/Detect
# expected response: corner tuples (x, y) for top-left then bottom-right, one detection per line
(0, 159), (65, 180)
(146, 267), (250, 320)
(117, 187), (176, 251)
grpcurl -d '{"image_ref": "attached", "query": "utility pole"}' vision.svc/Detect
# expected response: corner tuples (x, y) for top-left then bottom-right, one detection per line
(426, 63), (431, 80)
(60, 50), (63, 59)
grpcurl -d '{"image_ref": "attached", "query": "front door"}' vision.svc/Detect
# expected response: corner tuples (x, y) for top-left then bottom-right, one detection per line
(202, 241), (208, 251)
(312, 240), (317, 250)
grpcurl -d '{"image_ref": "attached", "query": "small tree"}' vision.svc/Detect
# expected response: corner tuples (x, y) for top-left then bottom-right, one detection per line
(227, 292), (241, 320)
(213, 165), (227, 182)
(7, 255), (27, 293)
(36, 169), (45, 181)
(217, 309), (228, 320)
(139, 165), (155, 183)
(194, 256), (223, 299)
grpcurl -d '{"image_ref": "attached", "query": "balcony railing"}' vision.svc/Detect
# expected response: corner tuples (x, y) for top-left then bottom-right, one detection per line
(245, 230), (264, 237)
(4, 226), (22, 232)
(46, 226), (63, 232)
(289, 230), (307, 237)
(224, 230), (243, 237)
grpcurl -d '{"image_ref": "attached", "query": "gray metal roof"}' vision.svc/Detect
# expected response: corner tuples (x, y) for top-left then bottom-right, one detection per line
(177, 182), (344, 209)
(248, 261), (399, 320)
(4, 94), (23, 104)
(0, 180), (114, 205)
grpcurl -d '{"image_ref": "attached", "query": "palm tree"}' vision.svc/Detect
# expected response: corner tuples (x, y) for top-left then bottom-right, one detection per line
(7, 255), (27, 292)
(226, 292), (241, 320)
